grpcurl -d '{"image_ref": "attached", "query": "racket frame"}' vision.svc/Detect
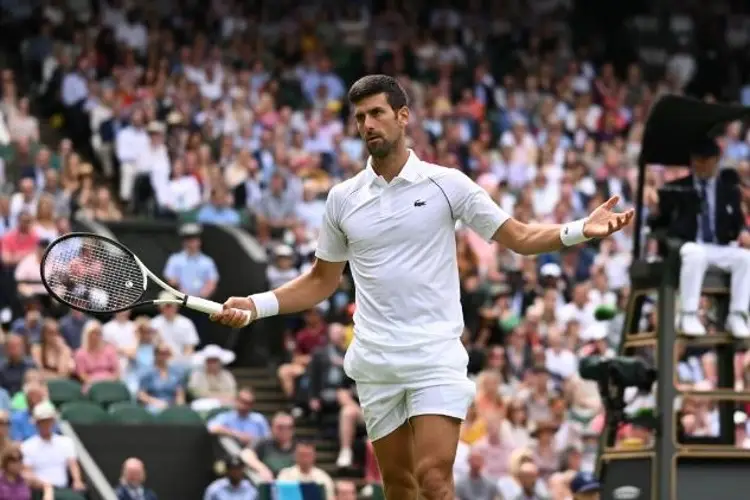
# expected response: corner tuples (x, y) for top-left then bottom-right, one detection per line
(40, 232), (225, 316)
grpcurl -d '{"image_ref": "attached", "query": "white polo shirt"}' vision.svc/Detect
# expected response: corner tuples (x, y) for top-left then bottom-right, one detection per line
(22, 434), (76, 488)
(316, 150), (510, 353)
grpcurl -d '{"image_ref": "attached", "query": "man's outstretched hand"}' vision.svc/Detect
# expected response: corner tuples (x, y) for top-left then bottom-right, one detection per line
(583, 195), (635, 239)
(210, 296), (255, 328)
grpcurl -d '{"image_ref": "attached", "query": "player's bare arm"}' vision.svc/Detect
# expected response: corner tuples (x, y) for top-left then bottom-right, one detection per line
(492, 195), (634, 255)
(210, 258), (346, 328)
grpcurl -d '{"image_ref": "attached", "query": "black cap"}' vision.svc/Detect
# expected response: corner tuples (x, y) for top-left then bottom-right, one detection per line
(689, 137), (721, 158)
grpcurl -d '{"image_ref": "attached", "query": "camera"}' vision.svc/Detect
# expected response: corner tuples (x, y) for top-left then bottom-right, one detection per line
(579, 356), (657, 394)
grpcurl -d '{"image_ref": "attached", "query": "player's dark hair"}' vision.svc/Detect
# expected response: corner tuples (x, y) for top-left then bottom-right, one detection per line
(348, 74), (409, 110)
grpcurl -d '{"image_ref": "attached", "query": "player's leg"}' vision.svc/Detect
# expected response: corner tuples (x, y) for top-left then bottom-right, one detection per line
(407, 381), (475, 500)
(357, 382), (418, 499)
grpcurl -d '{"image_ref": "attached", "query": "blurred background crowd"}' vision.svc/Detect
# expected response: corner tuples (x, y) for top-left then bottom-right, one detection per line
(2, 0), (750, 498)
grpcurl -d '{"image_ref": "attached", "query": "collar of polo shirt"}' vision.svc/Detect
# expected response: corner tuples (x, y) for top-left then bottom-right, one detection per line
(365, 149), (423, 184)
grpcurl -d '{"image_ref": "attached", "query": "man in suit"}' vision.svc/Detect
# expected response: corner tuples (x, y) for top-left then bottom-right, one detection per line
(650, 138), (750, 338)
(115, 457), (158, 500)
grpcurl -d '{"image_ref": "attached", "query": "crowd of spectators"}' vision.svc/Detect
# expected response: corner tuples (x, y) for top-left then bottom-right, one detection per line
(2, 0), (750, 498)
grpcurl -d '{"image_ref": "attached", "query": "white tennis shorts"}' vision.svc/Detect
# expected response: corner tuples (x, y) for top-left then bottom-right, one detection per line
(343, 337), (476, 442)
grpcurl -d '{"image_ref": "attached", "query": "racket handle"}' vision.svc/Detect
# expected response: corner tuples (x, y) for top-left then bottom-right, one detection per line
(184, 296), (252, 327)
(184, 296), (224, 315)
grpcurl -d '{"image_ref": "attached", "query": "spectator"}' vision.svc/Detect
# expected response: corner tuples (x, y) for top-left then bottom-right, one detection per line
(0, 411), (11, 454)
(150, 295), (199, 368)
(278, 306), (328, 398)
(80, 186), (123, 221)
(10, 300), (43, 344)
(10, 380), (56, 442)
(569, 471), (600, 500)
(207, 388), (270, 447)
(240, 411), (295, 481)
(0, 335), (36, 396)
(14, 240), (48, 300)
(162, 158), (202, 215)
(163, 224), (219, 300)
(115, 108), (148, 204)
(0, 390), (10, 412)
(9, 181), (38, 226)
(306, 324), (360, 468)
(256, 172), (298, 244)
(21, 402), (85, 492)
(74, 319), (120, 389)
(277, 442), (335, 500)
(266, 245), (301, 290)
(131, 121), (170, 215)
(530, 420), (561, 481)
(455, 448), (501, 500)
(203, 456), (256, 500)
(334, 480), (357, 500)
(0, 443), (53, 500)
(137, 343), (185, 413)
(472, 415), (516, 482)
(121, 316), (157, 395)
(188, 345), (237, 412)
(196, 188), (241, 226)
(9, 370), (44, 411)
(31, 195), (58, 241)
(57, 308), (90, 351)
(102, 310), (137, 373)
(1, 212), (39, 269)
(114, 457), (158, 500)
(498, 449), (549, 500)
(363, 440), (382, 486)
(30, 319), (75, 380)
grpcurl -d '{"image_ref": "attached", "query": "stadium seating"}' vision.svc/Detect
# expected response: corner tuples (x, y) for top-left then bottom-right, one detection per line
(87, 381), (132, 409)
(108, 402), (155, 424)
(47, 379), (84, 407)
(60, 401), (110, 424)
(154, 406), (204, 425)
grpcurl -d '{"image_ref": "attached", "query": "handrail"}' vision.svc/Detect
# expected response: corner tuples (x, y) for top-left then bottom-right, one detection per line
(59, 421), (118, 500)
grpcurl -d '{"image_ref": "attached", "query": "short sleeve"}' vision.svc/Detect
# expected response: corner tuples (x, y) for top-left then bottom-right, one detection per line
(442, 169), (511, 241)
(163, 254), (179, 281)
(315, 189), (349, 262)
(204, 257), (219, 282)
(60, 436), (77, 459)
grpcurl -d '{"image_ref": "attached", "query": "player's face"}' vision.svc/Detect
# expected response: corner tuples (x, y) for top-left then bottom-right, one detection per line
(353, 93), (408, 158)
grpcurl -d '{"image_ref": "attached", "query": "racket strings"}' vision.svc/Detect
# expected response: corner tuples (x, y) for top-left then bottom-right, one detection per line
(42, 236), (146, 312)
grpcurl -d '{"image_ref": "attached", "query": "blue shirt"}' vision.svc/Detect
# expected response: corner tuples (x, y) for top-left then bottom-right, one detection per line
(196, 205), (241, 226)
(163, 251), (219, 296)
(10, 408), (60, 441)
(203, 478), (256, 500)
(58, 312), (89, 350)
(0, 388), (10, 411)
(207, 410), (270, 441)
(139, 367), (183, 404)
(10, 318), (42, 344)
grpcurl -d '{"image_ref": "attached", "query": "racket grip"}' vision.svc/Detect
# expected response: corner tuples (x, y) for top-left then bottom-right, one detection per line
(184, 296), (224, 315)
(184, 296), (252, 327)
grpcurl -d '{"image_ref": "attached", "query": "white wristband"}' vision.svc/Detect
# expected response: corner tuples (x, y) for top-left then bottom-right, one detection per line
(249, 292), (279, 320)
(560, 218), (590, 246)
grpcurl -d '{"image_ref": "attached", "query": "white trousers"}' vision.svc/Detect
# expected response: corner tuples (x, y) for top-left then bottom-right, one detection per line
(119, 162), (136, 201)
(679, 242), (750, 313)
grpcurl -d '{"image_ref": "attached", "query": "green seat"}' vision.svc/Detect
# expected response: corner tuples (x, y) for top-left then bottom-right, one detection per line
(60, 401), (110, 424)
(47, 379), (83, 407)
(87, 381), (131, 409)
(203, 406), (232, 421)
(109, 402), (154, 424)
(370, 484), (386, 500)
(155, 405), (204, 425)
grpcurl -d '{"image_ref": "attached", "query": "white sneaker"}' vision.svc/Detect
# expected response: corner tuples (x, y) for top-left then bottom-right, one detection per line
(679, 314), (706, 337)
(336, 447), (353, 468)
(726, 313), (750, 339)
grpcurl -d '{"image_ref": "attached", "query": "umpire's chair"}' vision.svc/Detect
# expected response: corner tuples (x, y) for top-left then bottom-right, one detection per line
(597, 96), (750, 500)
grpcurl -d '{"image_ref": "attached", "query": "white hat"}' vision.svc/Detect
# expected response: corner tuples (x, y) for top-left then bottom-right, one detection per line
(540, 263), (562, 278)
(158, 291), (179, 303)
(581, 322), (608, 342)
(275, 245), (294, 258)
(735, 411), (748, 426)
(33, 401), (57, 421)
(192, 344), (235, 366)
(147, 121), (166, 134)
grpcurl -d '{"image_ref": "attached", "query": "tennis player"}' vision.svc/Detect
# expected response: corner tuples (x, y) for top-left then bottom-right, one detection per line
(212, 75), (634, 499)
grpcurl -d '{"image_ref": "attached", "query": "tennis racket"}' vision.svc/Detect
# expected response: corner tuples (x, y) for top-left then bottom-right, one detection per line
(39, 232), (251, 324)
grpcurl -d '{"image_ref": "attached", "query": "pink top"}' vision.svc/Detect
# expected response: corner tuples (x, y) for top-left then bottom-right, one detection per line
(74, 345), (119, 386)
